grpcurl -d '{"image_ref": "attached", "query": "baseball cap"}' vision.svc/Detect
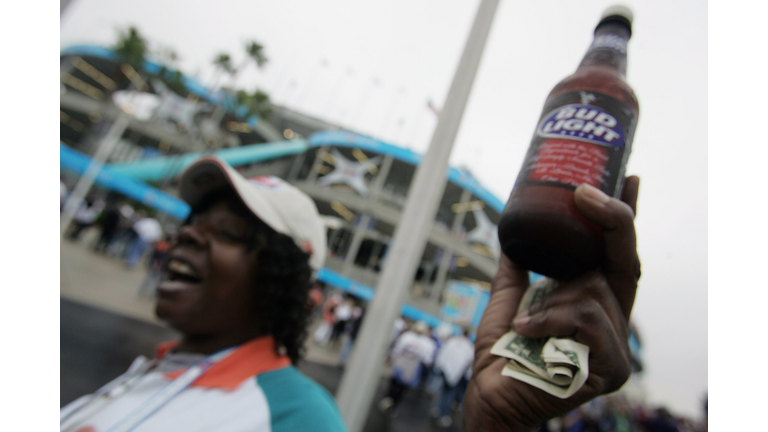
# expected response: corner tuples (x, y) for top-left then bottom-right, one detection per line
(179, 156), (326, 271)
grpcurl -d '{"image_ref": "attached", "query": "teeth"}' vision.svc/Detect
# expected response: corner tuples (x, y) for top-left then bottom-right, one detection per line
(168, 260), (198, 277)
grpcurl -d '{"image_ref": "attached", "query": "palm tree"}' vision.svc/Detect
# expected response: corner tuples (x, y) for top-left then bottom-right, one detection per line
(209, 42), (271, 146)
(241, 40), (268, 70)
(214, 52), (235, 75)
(113, 26), (148, 71)
(232, 41), (270, 120)
(210, 52), (235, 90)
(224, 40), (268, 89)
(235, 88), (272, 120)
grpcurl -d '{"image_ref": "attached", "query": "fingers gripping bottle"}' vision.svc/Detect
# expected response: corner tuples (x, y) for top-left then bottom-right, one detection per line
(498, 5), (639, 280)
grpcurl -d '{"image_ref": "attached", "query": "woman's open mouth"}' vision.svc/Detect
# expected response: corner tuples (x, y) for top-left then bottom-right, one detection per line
(158, 257), (202, 291)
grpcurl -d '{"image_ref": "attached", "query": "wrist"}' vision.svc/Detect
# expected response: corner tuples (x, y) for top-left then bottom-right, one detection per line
(462, 379), (537, 432)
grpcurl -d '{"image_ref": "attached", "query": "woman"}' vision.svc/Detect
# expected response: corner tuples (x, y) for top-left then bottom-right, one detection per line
(61, 156), (346, 432)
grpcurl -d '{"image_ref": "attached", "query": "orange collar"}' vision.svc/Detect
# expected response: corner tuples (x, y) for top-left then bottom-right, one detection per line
(156, 336), (291, 390)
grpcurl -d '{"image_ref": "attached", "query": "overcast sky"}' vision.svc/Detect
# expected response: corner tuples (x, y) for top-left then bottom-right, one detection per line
(61, 0), (708, 419)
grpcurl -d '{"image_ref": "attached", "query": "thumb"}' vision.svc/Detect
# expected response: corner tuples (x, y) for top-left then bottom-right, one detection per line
(573, 181), (641, 319)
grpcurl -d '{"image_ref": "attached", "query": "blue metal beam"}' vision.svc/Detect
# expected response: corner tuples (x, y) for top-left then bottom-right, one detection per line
(108, 139), (308, 182)
(60, 143), (191, 220)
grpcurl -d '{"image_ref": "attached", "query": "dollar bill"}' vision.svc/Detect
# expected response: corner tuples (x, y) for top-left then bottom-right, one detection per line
(490, 278), (590, 399)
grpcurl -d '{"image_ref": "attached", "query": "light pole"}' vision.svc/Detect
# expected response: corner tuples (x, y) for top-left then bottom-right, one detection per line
(334, 1), (500, 431)
(60, 113), (132, 236)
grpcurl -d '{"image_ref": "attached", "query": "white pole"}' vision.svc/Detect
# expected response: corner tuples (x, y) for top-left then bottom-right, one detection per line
(60, 113), (132, 236)
(334, 1), (500, 431)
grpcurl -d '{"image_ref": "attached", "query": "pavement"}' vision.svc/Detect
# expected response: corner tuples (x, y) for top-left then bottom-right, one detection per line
(60, 228), (463, 432)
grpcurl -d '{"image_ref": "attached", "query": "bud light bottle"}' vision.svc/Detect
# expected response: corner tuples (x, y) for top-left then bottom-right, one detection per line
(497, 5), (639, 280)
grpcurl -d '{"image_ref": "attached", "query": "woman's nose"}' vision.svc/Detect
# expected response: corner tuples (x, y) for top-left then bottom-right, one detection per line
(176, 223), (209, 248)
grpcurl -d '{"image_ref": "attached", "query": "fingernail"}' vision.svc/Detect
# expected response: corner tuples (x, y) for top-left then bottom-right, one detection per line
(579, 183), (611, 204)
(513, 310), (531, 329)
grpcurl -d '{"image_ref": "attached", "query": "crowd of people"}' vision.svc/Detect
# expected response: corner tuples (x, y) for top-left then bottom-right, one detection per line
(312, 291), (364, 350)
(535, 393), (707, 432)
(62, 184), (170, 279)
(307, 294), (478, 430)
(378, 319), (476, 428)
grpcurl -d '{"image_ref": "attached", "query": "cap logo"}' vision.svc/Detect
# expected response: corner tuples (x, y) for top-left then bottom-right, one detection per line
(300, 239), (313, 256)
(248, 175), (284, 190)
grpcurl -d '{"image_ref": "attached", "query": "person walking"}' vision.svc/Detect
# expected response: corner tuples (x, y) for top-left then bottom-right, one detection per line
(93, 202), (121, 254)
(126, 215), (163, 268)
(431, 327), (475, 427)
(108, 204), (138, 258)
(378, 321), (436, 415)
(67, 198), (103, 241)
(308, 283), (325, 319)
(314, 293), (341, 347)
(338, 305), (364, 366)
(329, 298), (353, 345)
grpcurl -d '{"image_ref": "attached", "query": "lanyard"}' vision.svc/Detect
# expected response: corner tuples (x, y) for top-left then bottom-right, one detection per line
(61, 356), (157, 430)
(62, 346), (235, 432)
(105, 346), (235, 432)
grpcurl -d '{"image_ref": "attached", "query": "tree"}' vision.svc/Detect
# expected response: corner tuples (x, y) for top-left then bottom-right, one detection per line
(213, 52), (235, 74)
(210, 52), (235, 89)
(222, 40), (268, 89)
(242, 40), (267, 70)
(235, 88), (272, 120)
(113, 26), (148, 70)
(228, 41), (270, 120)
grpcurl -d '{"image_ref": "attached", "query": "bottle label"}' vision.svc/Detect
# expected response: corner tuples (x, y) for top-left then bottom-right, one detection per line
(538, 104), (624, 147)
(514, 91), (636, 197)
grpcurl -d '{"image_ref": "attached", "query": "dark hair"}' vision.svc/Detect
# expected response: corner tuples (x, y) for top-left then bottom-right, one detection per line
(189, 188), (313, 364)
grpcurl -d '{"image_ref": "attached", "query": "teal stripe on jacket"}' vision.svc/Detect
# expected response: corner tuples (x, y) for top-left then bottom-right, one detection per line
(257, 366), (348, 432)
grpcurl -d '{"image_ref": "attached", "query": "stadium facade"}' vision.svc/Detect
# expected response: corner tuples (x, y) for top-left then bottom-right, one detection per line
(59, 46), (503, 330)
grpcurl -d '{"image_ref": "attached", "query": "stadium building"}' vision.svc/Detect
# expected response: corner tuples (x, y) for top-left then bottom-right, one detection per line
(60, 45), (502, 330)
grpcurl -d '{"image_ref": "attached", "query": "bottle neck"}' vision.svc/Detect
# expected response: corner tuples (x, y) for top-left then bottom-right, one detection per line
(577, 21), (631, 77)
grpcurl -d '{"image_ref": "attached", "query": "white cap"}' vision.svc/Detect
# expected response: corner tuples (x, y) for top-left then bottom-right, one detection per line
(179, 156), (327, 271)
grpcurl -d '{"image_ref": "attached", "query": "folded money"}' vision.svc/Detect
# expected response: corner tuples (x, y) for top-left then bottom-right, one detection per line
(490, 278), (589, 399)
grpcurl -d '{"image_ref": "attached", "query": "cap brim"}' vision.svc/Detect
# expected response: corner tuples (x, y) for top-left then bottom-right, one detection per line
(179, 156), (289, 234)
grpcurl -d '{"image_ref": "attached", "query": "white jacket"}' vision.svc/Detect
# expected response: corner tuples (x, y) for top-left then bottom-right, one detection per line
(435, 335), (474, 387)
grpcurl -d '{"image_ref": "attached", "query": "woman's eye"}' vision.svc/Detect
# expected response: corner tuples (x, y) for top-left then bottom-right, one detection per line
(189, 215), (207, 226)
(214, 230), (234, 239)
(215, 230), (246, 242)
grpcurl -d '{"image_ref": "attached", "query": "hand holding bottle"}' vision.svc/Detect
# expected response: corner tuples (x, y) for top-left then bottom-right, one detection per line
(463, 176), (640, 431)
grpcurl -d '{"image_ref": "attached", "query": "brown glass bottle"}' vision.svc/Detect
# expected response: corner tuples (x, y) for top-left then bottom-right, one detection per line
(497, 6), (639, 281)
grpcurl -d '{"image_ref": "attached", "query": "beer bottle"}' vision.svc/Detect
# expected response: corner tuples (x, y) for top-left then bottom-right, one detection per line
(497, 5), (639, 280)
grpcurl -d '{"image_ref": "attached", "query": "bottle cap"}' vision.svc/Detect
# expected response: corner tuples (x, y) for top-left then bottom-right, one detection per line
(597, 5), (633, 36)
